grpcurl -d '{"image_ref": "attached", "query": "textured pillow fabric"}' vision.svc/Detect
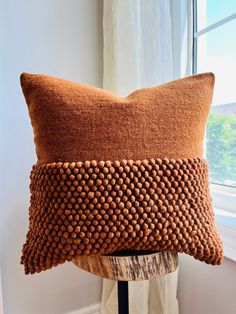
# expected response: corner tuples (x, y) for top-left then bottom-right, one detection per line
(20, 72), (223, 274)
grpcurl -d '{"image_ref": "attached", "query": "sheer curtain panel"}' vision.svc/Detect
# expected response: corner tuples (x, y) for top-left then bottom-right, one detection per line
(101, 1), (192, 313)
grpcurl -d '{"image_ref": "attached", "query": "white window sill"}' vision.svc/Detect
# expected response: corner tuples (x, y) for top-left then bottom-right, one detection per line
(215, 208), (236, 262)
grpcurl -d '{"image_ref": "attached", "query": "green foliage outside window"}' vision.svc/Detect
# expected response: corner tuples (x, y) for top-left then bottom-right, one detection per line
(206, 110), (236, 187)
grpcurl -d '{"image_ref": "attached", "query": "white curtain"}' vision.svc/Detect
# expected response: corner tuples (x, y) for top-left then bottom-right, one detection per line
(101, 270), (179, 314)
(103, 0), (192, 97)
(101, 1), (192, 313)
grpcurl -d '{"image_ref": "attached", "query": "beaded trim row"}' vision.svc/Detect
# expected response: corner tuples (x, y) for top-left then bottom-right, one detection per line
(21, 158), (223, 274)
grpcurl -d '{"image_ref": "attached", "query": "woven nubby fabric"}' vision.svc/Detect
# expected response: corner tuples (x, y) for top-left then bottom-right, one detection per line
(20, 72), (223, 274)
(21, 158), (222, 274)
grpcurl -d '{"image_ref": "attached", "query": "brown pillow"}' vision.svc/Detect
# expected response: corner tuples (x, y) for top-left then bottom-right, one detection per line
(20, 72), (223, 274)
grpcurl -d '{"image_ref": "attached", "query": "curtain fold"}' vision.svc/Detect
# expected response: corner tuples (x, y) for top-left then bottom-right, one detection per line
(101, 270), (179, 314)
(103, 0), (174, 96)
(102, 1), (192, 313)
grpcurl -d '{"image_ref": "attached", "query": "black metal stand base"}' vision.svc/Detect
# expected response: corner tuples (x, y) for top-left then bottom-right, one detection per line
(118, 281), (129, 314)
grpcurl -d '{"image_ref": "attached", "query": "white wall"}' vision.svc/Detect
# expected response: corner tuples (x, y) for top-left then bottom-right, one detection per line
(0, 1), (103, 313)
(0, 270), (3, 314)
(178, 255), (236, 314)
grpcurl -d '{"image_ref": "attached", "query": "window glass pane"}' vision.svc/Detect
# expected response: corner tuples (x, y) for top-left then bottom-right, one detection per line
(197, 0), (236, 30)
(197, 19), (236, 187)
(197, 19), (236, 105)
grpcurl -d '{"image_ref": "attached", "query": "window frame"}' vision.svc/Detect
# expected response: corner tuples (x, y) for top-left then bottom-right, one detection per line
(192, 0), (236, 212)
(192, 0), (236, 261)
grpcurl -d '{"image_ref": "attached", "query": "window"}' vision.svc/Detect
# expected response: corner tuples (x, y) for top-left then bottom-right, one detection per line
(193, 0), (236, 260)
(193, 0), (236, 190)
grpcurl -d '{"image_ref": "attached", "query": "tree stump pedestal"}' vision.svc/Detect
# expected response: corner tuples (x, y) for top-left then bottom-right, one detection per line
(73, 250), (178, 314)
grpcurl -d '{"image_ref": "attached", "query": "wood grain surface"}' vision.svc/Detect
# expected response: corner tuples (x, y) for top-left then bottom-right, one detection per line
(73, 251), (178, 281)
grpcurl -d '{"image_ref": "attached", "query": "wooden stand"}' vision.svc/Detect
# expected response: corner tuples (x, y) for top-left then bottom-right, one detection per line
(73, 250), (178, 281)
(73, 250), (178, 313)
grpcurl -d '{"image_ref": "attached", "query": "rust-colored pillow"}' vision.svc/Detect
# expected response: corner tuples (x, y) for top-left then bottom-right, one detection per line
(20, 72), (223, 274)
